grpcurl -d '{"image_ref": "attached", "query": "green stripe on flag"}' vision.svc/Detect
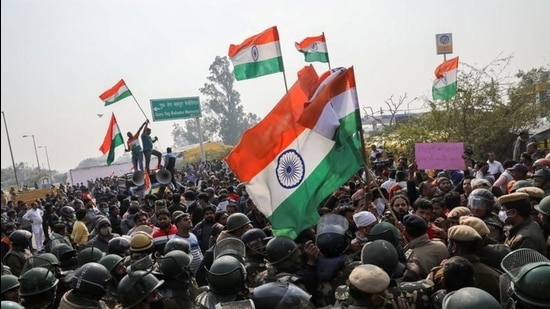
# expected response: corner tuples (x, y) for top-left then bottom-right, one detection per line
(432, 82), (457, 100)
(233, 57), (284, 81)
(304, 52), (329, 63)
(107, 133), (125, 166)
(104, 90), (132, 106)
(269, 135), (363, 239)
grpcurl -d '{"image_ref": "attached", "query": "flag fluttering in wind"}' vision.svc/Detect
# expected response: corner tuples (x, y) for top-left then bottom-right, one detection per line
(228, 26), (284, 81)
(99, 79), (132, 106)
(225, 65), (363, 239)
(99, 113), (124, 166)
(295, 34), (329, 63)
(432, 56), (459, 100)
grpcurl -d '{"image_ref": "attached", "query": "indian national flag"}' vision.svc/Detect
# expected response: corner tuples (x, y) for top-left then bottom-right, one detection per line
(295, 34), (329, 63)
(225, 65), (363, 239)
(99, 113), (124, 166)
(432, 56), (459, 100)
(228, 26), (284, 81)
(99, 79), (132, 106)
(143, 171), (152, 194)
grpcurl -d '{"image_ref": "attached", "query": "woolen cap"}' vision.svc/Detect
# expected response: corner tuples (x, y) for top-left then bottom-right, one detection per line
(459, 216), (490, 237)
(448, 225), (481, 242)
(349, 264), (390, 294)
(497, 192), (529, 205)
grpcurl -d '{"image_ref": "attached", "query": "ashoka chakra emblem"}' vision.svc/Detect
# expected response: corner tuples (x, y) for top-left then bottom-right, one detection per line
(251, 46), (259, 62)
(309, 42), (318, 51)
(276, 149), (305, 189)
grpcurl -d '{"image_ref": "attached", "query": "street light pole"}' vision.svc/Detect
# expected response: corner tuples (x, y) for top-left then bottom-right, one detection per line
(38, 146), (52, 181)
(23, 134), (41, 175)
(1, 111), (20, 187)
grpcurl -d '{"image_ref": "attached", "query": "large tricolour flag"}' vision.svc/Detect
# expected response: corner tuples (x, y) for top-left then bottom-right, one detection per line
(432, 56), (459, 100)
(99, 113), (124, 166)
(295, 34), (329, 63)
(228, 26), (284, 81)
(99, 79), (132, 106)
(225, 65), (363, 239)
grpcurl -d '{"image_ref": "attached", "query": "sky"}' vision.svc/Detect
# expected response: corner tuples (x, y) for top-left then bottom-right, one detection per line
(1, 0), (549, 174)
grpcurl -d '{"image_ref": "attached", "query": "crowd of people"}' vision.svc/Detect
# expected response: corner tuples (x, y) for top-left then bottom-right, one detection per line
(1, 141), (550, 308)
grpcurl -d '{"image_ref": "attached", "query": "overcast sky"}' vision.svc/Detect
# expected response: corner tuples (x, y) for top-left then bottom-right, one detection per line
(1, 0), (549, 174)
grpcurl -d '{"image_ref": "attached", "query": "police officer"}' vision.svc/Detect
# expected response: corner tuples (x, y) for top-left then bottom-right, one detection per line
(77, 246), (106, 267)
(241, 228), (270, 287)
(532, 167), (550, 196)
(58, 262), (111, 309)
(252, 282), (315, 309)
(1, 274), (20, 302)
(500, 248), (550, 308)
(19, 267), (59, 309)
(467, 188), (503, 242)
(158, 250), (198, 308)
(534, 195), (550, 257)
(2, 229), (32, 276)
(442, 287), (500, 309)
(99, 254), (127, 307)
(117, 270), (165, 309)
(345, 264), (391, 308)
(194, 255), (248, 308)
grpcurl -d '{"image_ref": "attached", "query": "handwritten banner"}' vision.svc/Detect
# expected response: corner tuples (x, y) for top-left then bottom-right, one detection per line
(415, 142), (464, 170)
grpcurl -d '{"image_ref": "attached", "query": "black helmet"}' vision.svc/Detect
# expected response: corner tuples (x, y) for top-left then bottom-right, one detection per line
(1, 274), (20, 294)
(60, 205), (75, 217)
(265, 236), (298, 265)
(163, 237), (190, 254)
(533, 167), (550, 180)
(206, 255), (247, 295)
(159, 250), (193, 278)
(316, 214), (350, 257)
(8, 230), (31, 247)
(77, 246), (106, 267)
(99, 254), (125, 272)
(51, 243), (77, 261)
(442, 287), (500, 309)
(18, 267), (59, 297)
(108, 236), (131, 256)
(117, 270), (164, 309)
(361, 240), (400, 276)
(252, 281), (313, 309)
(0, 301), (24, 309)
(72, 262), (111, 299)
(226, 213), (251, 232)
(241, 228), (270, 256)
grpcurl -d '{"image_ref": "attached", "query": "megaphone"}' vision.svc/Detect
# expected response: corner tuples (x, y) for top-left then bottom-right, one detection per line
(156, 168), (172, 185)
(132, 170), (145, 186)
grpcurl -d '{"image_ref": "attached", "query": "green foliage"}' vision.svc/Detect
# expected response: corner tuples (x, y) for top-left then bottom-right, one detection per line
(367, 56), (548, 162)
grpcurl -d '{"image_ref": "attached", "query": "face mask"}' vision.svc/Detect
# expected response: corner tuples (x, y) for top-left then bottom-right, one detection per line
(498, 210), (508, 223)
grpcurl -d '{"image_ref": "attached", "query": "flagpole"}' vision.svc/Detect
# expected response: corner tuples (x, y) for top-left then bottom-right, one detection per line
(281, 69), (289, 93)
(323, 32), (332, 71)
(131, 95), (150, 121)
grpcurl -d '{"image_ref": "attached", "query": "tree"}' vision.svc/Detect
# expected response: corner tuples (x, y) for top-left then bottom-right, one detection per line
(366, 55), (547, 162)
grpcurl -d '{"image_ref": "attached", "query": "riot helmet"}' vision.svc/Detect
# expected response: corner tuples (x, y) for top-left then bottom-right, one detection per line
(0, 301), (24, 309)
(226, 213), (252, 233)
(467, 188), (495, 209)
(117, 270), (164, 309)
(163, 237), (190, 254)
(130, 231), (154, 253)
(510, 179), (534, 192)
(214, 238), (246, 262)
(77, 246), (106, 267)
(108, 236), (131, 256)
(99, 254), (124, 272)
(535, 195), (550, 216)
(252, 281), (314, 309)
(18, 267), (58, 297)
(501, 248), (550, 308)
(442, 287), (500, 309)
(159, 250), (193, 278)
(206, 255), (247, 295)
(21, 253), (60, 275)
(72, 262), (111, 299)
(265, 236), (299, 265)
(51, 243), (77, 261)
(241, 228), (271, 256)
(1, 274), (19, 294)
(316, 213), (350, 257)
(60, 205), (75, 218)
(361, 240), (401, 276)
(368, 221), (402, 247)
(8, 230), (31, 247)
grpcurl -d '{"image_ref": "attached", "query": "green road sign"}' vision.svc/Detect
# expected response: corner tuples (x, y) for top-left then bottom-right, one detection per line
(150, 96), (201, 121)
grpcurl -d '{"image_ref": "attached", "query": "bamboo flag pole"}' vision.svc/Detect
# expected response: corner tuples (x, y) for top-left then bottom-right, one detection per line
(323, 32), (332, 71)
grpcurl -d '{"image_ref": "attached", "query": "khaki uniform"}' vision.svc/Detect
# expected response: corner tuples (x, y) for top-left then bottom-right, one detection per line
(403, 234), (449, 280)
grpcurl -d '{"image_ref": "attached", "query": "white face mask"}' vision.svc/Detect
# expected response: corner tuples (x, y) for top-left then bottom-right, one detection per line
(498, 210), (508, 223)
